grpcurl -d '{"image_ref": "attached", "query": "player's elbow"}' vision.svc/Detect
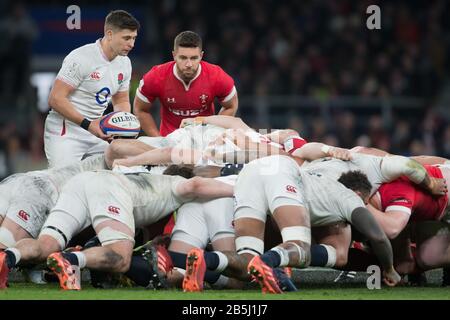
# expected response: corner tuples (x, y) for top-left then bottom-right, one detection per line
(385, 224), (403, 240)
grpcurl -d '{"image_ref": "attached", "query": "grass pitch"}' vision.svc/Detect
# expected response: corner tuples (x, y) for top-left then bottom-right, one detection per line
(1, 283), (449, 300)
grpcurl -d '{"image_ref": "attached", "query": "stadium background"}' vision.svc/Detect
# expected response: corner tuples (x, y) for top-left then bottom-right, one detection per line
(0, 0), (449, 177)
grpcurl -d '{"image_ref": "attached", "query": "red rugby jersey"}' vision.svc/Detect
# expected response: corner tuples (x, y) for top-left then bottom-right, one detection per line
(137, 61), (235, 136)
(378, 165), (448, 222)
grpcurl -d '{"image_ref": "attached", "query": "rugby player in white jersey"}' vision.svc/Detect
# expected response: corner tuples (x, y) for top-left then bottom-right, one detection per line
(180, 155), (400, 293)
(0, 170), (233, 290)
(0, 154), (107, 249)
(107, 114), (351, 168)
(44, 10), (139, 167)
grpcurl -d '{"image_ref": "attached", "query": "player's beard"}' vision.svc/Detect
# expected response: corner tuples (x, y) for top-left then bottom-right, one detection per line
(177, 65), (198, 82)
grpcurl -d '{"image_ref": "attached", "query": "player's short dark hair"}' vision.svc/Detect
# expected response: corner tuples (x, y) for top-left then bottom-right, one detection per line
(338, 170), (372, 198)
(163, 164), (194, 179)
(105, 10), (140, 31)
(174, 31), (202, 50)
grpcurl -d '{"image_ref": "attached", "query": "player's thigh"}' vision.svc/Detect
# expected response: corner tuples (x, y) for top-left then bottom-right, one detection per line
(312, 223), (352, 263)
(44, 135), (89, 167)
(203, 197), (235, 245)
(41, 174), (93, 247)
(86, 172), (136, 243)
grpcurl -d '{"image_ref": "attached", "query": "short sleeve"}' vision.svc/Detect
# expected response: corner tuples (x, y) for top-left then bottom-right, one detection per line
(135, 66), (160, 103)
(214, 67), (236, 102)
(380, 182), (413, 215)
(118, 58), (132, 92)
(56, 51), (88, 88)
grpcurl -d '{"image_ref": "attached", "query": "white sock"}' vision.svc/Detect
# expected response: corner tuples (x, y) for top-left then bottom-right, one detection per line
(173, 267), (186, 275)
(213, 251), (229, 272)
(5, 248), (21, 265)
(322, 244), (337, 268)
(211, 275), (229, 289)
(73, 252), (87, 268)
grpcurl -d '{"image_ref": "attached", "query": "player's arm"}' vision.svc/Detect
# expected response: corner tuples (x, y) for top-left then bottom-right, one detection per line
(351, 146), (391, 157)
(380, 156), (447, 195)
(111, 91), (131, 112)
(181, 115), (251, 130)
(350, 207), (401, 286)
(218, 91), (238, 116)
(366, 204), (410, 239)
(48, 79), (109, 140)
(113, 147), (203, 167)
(354, 146), (449, 165)
(411, 155), (450, 165)
(175, 177), (234, 200)
(292, 142), (352, 162)
(133, 95), (161, 137)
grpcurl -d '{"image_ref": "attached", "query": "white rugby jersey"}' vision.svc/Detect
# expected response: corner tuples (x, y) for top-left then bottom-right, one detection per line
(44, 154), (107, 192)
(298, 170), (365, 226)
(51, 39), (131, 120)
(303, 153), (386, 196)
(118, 173), (187, 227)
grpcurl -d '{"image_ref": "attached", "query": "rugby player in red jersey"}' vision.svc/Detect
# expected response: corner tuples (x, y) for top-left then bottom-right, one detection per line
(134, 30), (238, 137)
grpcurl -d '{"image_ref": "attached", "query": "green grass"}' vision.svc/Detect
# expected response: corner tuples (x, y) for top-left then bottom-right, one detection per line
(1, 283), (450, 300)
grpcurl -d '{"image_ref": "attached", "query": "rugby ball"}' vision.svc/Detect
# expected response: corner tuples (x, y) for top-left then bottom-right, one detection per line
(99, 111), (141, 137)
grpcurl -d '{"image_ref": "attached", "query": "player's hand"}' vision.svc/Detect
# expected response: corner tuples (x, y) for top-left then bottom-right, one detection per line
(383, 267), (401, 287)
(328, 146), (353, 161)
(180, 118), (196, 128)
(428, 177), (448, 196)
(89, 118), (113, 141)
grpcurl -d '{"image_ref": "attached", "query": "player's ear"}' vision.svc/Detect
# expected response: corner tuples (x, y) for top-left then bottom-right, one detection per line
(172, 50), (176, 60)
(200, 50), (204, 60)
(105, 29), (113, 41)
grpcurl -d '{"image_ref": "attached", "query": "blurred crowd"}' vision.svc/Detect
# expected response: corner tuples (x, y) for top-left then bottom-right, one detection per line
(0, 0), (449, 177)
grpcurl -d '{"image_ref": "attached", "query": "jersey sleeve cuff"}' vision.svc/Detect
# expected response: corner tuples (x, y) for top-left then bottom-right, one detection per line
(221, 86), (237, 103)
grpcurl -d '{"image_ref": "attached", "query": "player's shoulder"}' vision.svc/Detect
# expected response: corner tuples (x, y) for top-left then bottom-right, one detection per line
(143, 61), (174, 80)
(200, 61), (226, 75)
(67, 42), (97, 59)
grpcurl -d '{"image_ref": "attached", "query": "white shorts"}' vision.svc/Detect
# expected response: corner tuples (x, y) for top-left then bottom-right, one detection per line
(44, 113), (108, 167)
(172, 197), (235, 248)
(0, 173), (57, 238)
(234, 155), (305, 221)
(42, 171), (134, 245)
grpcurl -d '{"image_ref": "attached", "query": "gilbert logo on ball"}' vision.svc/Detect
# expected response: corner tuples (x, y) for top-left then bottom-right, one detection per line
(100, 111), (141, 137)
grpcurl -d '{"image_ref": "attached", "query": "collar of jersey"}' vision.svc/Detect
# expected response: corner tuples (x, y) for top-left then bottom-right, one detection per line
(96, 39), (115, 63)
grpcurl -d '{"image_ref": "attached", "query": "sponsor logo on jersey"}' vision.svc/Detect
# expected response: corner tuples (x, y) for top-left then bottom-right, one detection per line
(286, 185), (297, 193)
(18, 210), (30, 222)
(90, 71), (101, 80)
(118, 73), (124, 85)
(108, 205), (121, 215)
(168, 105), (208, 116)
(199, 94), (208, 104)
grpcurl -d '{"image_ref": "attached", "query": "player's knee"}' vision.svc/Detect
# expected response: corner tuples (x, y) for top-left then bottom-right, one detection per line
(334, 249), (348, 268)
(37, 235), (62, 259)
